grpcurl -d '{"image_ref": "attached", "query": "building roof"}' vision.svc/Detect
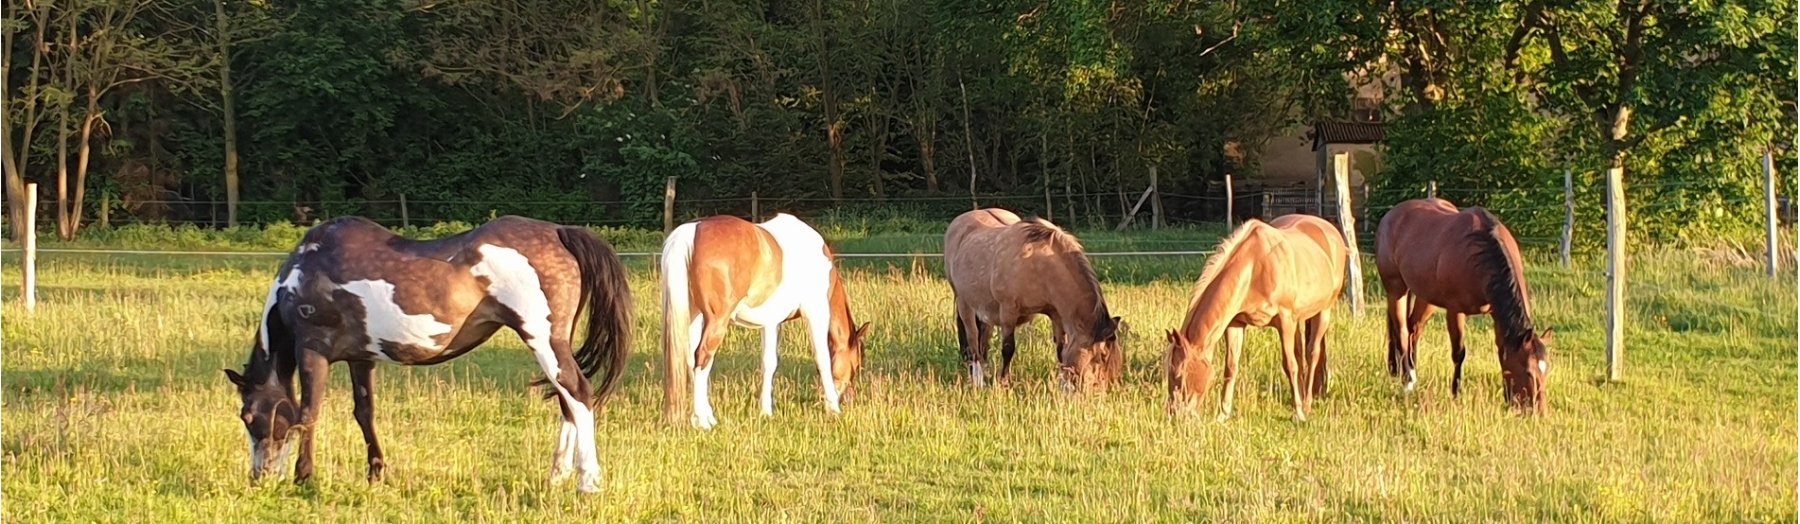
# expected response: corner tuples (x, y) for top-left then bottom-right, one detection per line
(1312, 122), (1387, 149)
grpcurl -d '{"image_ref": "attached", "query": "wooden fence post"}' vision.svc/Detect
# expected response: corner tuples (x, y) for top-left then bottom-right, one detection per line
(98, 192), (110, 228)
(1044, 184), (1053, 222)
(751, 191), (760, 222)
(1428, 180), (1437, 199)
(399, 193), (410, 228)
(1605, 166), (1625, 381)
(1764, 150), (1779, 278)
(663, 176), (678, 235)
(23, 183), (37, 312)
(1150, 166), (1163, 230)
(1333, 153), (1363, 317)
(1561, 170), (1573, 268)
(1224, 174), (1235, 231)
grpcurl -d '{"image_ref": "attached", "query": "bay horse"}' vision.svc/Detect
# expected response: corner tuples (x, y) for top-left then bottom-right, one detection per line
(1165, 214), (1346, 421)
(1376, 198), (1552, 414)
(659, 213), (870, 429)
(943, 208), (1122, 392)
(223, 216), (632, 493)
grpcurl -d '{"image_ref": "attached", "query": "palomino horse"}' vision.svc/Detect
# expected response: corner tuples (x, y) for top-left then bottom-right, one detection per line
(944, 208), (1122, 391)
(660, 213), (870, 429)
(224, 216), (632, 493)
(1377, 198), (1551, 413)
(1165, 214), (1346, 421)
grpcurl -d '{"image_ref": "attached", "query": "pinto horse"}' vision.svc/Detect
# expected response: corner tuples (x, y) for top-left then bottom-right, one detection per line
(944, 208), (1122, 391)
(1164, 214), (1346, 421)
(1376, 198), (1552, 414)
(659, 213), (870, 429)
(224, 216), (633, 493)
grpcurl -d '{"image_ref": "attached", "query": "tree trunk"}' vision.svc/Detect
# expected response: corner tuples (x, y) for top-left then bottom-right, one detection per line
(69, 97), (99, 239)
(6, 3), (50, 241)
(216, 0), (240, 227)
(56, 11), (76, 240)
(815, 0), (843, 202)
(919, 122), (938, 193)
(869, 111), (889, 200)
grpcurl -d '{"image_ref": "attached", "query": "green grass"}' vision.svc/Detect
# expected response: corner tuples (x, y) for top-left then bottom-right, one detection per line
(2, 234), (1794, 522)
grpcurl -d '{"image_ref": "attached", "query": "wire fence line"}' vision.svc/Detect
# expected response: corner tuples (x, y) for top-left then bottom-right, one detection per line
(0, 247), (1216, 258)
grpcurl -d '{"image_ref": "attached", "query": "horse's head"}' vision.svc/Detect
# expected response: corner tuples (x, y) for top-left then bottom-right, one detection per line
(1059, 316), (1123, 392)
(223, 368), (302, 481)
(1163, 330), (1213, 416)
(829, 321), (873, 403)
(1499, 327), (1552, 415)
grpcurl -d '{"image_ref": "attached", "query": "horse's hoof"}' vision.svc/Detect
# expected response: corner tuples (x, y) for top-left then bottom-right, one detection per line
(576, 474), (601, 494)
(1213, 412), (1232, 424)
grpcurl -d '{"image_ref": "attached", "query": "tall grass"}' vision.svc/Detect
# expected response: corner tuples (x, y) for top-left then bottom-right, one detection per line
(1, 242), (1793, 522)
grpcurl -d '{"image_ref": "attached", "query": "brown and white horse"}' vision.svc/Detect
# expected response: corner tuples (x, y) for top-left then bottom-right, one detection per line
(1165, 214), (1346, 421)
(944, 208), (1122, 391)
(659, 213), (870, 429)
(1377, 198), (1552, 413)
(224, 216), (632, 493)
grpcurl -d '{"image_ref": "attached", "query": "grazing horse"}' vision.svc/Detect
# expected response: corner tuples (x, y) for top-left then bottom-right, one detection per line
(223, 216), (632, 493)
(944, 208), (1122, 391)
(1377, 198), (1552, 414)
(1165, 214), (1346, 421)
(660, 213), (870, 429)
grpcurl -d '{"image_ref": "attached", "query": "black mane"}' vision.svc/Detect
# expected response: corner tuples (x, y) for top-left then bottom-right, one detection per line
(1464, 208), (1538, 355)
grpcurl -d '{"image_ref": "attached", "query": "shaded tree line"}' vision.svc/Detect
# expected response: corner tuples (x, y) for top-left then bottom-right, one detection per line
(3, 0), (1793, 242)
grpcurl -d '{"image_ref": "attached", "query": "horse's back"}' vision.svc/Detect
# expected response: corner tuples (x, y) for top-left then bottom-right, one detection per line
(943, 208), (1023, 286)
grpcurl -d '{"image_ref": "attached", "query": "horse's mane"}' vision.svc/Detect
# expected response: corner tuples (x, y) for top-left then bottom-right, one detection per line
(1188, 221), (1262, 308)
(1465, 208), (1538, 355)
(1015, 218), (1112, 334)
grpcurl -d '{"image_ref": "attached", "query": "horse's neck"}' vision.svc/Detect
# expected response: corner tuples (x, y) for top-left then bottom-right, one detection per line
(1043, 258), (1105, 337)
(1179, 263), (1252, 356)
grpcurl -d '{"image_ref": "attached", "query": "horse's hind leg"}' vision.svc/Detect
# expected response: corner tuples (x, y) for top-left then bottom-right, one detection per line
(1305, 311), (1330, 402)
(516, 309), (602, 492)
(760, 325), (780, 416)
(1446, 312), (1468, 396)
(692, 316), (730, 429)
(1276, 316), (1307, 422)
(348, 361), (386, 482)
(956, 303), (991, 387)
(1382, 288), (1407, 377)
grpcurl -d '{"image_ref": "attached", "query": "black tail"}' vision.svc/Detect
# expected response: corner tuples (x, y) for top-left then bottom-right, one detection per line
(557, 226), (634, 408)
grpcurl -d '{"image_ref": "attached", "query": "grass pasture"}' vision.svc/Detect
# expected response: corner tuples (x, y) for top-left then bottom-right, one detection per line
(1, 230), (1795, 522)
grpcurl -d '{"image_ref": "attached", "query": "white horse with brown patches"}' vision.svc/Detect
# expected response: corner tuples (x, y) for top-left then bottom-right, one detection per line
(224, 216), (633, 493)
(659, 213), (870, 429)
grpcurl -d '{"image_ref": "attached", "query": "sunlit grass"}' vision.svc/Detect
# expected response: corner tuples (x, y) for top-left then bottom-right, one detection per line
(2, 242), (1793, 522)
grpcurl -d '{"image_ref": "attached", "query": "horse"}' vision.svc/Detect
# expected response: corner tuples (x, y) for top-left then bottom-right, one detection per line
(943, 208), (1122, 392)
(1164, 214), (1347, 421)
(659, 213), (870, 429)
(1376, 198), (1552, 414)
(223, 216), (633, 493)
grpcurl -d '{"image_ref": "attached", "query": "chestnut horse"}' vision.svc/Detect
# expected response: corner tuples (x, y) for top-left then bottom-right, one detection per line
(1376, 198), (1552, 414)
(225, 216), (632, 493)
(1165, 214), (1346, 421)
(944, 208), (1122, 391)
(660, 214), (870, 429)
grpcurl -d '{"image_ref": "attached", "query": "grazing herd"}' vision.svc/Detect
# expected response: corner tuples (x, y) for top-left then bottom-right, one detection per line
(226, 198), (1551, 491)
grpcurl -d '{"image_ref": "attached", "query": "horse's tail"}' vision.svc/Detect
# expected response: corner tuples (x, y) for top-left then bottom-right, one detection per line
(556, 226), (634, 409)
(659, 222), (699, 426)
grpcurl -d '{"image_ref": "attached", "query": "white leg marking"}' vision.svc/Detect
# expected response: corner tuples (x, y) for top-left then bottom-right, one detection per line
(761, 327), (780, 416)
(692, 364), (718, 429)
(1404, 369), (1418, 393)
(805, 306), (841, 414)
(548, 419), (576, 484)
(339, 279), (453, 361)
(970, 363), (986, 388)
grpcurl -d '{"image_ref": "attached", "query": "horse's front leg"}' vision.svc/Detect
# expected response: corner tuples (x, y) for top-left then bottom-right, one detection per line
(802, 304), (842, 414)
(1218, 326), (1244, 422)
(348, 361), (386, 483)
(1276, 316), (1307, 422)
(293, 349), (331, 484)
(760, 325), (780, 416)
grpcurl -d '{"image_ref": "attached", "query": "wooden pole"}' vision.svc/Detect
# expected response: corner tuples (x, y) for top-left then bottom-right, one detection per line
(1604, 166), (1625, 381)
(23, 183), (37, 312)
(1333, 153), (1363, 317)
(98, 191), (109, 228)
(1043, 183), (1053, 222)
(399, 193), (410, 228)
(1224, 174), (1235, 231)
(1150, 166), (1163, 230)
(1560, 170), (1573, 268)
(1763, 150), (1779, 277)
(751, 191), (760, 222)
(663, 176), (678, 235)
(1428, 180), (1437, 199)
(1115, 184), (1156, 231)
(1262, 192), (1273, 219)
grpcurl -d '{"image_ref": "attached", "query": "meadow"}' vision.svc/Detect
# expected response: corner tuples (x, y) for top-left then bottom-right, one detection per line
(1, 225), (1794, 522)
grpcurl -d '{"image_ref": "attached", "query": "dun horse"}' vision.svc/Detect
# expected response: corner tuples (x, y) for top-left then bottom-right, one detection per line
(944, 208), (1122, 391)
(224, 216), (633, 493)
(660, 214), (870, 429)
(1165, 214), (1346, 421)
(1376, 198), (1552, 414)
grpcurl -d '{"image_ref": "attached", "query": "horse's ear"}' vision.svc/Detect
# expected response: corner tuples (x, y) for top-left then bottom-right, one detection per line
(1538, 327), (1554, 343)
(223, 369), (246, 386)
(855, 321), (873, 340)
(1097, 316), (1121, 340)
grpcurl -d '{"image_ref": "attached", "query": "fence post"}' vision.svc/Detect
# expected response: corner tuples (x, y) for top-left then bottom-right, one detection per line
(1262, 192), (1273, 219)
(1604, 166), (1625, 381)
(663, 176), (678, 235)
(1224, 174), (1235, 231)
(1428, 181), (1437, 199)
(751, 192), (760, 222)
(1561, 170), (1573, 268)
(1044, 184), (1053, 222)
(98, 192), (109, 228)
(399, 193), (410, 228)
(1333, 153), (1363, 318)
(1764, 150), (1779, 278)
(23, 183), (37, 313)
(1150, 166), (1163, 230)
